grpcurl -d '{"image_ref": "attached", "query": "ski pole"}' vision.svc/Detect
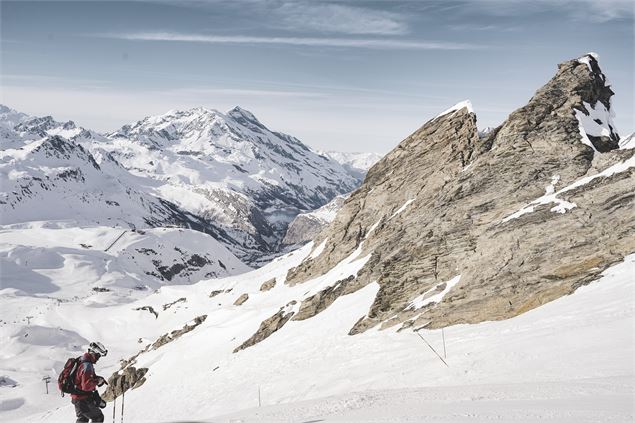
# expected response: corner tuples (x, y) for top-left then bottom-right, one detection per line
(113, 395), (116, 423)
(121, 375), (126, 423)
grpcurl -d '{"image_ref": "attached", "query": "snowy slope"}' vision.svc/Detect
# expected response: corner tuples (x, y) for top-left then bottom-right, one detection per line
(0, 134), (223, 235)
(1, 243), (632, 422)
(0, 225), (248, 299)
(620, 132), (635, 149)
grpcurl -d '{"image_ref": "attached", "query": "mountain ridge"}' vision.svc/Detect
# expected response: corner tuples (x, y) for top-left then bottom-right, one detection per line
(283, 53), (634, 333)
(0, 104), (362, 265)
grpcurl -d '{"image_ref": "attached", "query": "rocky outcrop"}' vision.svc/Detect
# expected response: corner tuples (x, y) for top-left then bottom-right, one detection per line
(234, 302), (296, 352)
(292, 275), (365, 321)
(134, 306), (158, 319)
(233, 293), (249, 306)
(281, 195), (347, 247)
(259, 278), (276, 291)
(102, 367), (148, 401)
(162, 297), (186, 311)
(285, 54), (635, 333)
(151, 315), (207, 349)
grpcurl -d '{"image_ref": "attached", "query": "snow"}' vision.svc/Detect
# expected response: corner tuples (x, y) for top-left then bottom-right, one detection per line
(297, 195), (347, 225)
(407, 275), (461, 310)
(577, 52), (599, 72)
(3, 251), (631, 422)
(435, 100), (473, 120)
(390, 198), (415, 219)
(308, 238), (327, 260)
(544, 174), (560, 195)
(574, 101), (617, 152)
(0, 225), (249, 299)
(502, 154), (635, 222)
(619, 132), (635, 149)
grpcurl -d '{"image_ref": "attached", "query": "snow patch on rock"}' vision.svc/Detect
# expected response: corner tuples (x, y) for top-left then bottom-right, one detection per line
(503, 154), (635, 222)
(435, 100), (473, 120)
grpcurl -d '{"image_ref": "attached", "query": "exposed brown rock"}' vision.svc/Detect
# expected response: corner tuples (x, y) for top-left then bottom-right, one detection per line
(134, 305), (158, 319)
(151, 315), (207, 349)
(293, 275), (365, 321)
(233, 293), (249, 306)
(260, 278), (276, 291)
(282, 54), (634, 334)
(281, 196), (346, 247)
(162, 297), (186, 311)
(102, 366), (148, 401)
(234, 303), (296, 352)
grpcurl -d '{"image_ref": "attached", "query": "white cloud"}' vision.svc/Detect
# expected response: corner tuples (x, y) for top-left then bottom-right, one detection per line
(274, 2), (407, 35)
(461, 0), (633, 23)
(570, 0), (634, 22)
(100, 32), (483, 50)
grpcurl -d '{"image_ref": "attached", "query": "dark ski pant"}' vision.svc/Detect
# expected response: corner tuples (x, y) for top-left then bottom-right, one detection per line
(72, 398), (104, 423)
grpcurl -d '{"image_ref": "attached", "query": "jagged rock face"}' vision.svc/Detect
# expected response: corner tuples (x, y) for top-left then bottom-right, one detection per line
(281, 195), (346, 247)
(233, 304), (296, 352)
(286, 54), (634, 333)
(102, 366), (148, 402)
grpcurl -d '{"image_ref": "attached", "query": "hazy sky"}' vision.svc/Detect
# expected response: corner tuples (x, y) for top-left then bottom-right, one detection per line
(1, 0), (633, 153)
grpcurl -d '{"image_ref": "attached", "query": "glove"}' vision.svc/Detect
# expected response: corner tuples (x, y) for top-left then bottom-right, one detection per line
(91, 391), (107, 409)
(96, 376), (107, 387)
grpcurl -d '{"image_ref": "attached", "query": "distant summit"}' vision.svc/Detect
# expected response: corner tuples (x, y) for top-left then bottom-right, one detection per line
(0, 104), (360, 265)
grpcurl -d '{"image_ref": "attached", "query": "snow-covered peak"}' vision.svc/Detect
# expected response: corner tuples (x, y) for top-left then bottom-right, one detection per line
(435, 100), (474, 120)
(478, 126), (495, 138)
(226, 106), (261, 123)
(0, 104), (30, 129)
(577, 52), (600, 72)
(108, 106), (276, 149)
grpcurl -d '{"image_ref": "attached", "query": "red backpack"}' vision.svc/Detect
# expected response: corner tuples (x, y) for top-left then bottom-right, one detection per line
(58, 357), (90, 396)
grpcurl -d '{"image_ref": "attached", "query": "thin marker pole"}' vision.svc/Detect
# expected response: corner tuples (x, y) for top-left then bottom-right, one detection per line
(416, 330), (449, 367)
(442, 328), (447, 359)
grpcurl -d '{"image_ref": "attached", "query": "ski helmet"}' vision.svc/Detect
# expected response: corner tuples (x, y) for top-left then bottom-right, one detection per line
(88, 341), (108, 357)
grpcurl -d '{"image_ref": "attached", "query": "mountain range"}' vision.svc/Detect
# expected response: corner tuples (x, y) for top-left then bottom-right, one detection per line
(0, 105), (376, 266)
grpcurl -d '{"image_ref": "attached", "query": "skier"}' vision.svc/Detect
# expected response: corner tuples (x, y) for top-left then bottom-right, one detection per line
(71, 342), (108, 423)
